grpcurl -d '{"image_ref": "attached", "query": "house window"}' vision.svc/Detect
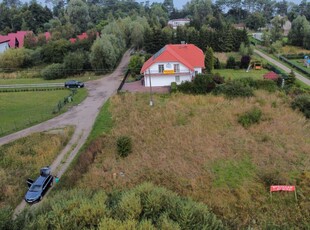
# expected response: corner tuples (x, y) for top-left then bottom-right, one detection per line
(158, 64), (164, 73)
(174, 64), (180, 73)
(175, 76), (180, 82)
(195, 71), (198, 76)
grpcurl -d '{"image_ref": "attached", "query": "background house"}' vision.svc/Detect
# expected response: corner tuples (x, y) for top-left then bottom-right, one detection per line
(168, 19), (190, 29)
(141, 44), (205, 87)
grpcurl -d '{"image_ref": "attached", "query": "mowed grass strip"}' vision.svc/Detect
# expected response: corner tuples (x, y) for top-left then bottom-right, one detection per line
(215, 69), (269, 80)
(72, 92), (310, 228)
(0, 89), (87, 136)
(0, 127), (73, 208)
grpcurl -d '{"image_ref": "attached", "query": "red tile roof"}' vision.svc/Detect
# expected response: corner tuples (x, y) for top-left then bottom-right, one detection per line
(0, 35), (10, 44)
(263, 71), (279, 80)
(141, 44), (205, 73)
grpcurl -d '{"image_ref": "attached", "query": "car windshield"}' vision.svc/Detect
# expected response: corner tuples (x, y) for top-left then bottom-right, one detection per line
(29, 184), (42, 192)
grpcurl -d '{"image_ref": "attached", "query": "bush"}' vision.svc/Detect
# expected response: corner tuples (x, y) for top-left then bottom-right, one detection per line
(291, 94), (310, 118)
(212, 73), (225, 84)
(255, 79), (277, 92)
(214, 81), (254, 98)
(170, 82), (177, 93)
(177, 81), (194, 94)
(0, 48), (34, 71)
(63, 51), (87, 75)
(226, 56), (236, 69)
(238, 107), (262, 128)
(117, 136), (132, 157)
(240, 55), (251, 69)
(41, 63), (65, 80)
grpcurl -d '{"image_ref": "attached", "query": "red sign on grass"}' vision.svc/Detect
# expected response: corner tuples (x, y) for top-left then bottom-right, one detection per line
(270, 185), (295, 192)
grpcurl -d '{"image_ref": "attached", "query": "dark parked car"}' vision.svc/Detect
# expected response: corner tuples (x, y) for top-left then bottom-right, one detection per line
(64, 80), (84, 88)
(24, 166), (54, 204)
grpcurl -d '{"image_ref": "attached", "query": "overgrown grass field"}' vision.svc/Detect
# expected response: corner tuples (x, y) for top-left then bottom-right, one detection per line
(0, 89), (87, 136)
(66, 92), (309, 228)
(0, 127), (73, 208)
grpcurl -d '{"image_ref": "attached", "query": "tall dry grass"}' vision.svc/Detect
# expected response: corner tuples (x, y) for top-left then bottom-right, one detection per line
(76, 91), (310, 228)
(0, 127), (72, 208)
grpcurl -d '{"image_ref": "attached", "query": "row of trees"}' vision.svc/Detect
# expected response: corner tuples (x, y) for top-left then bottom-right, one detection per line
(288, 15), (310, 49)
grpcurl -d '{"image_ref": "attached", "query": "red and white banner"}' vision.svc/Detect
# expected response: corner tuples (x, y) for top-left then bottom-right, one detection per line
(270, 185), (295, 192)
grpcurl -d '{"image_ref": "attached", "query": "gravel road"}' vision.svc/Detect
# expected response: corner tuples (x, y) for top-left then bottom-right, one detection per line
(0, 50), (130, 217)
(254, 49), (310, 86)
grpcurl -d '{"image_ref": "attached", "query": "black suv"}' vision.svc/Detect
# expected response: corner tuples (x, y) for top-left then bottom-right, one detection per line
(64, 80), (84, 88)
(24, 167), (54, 204)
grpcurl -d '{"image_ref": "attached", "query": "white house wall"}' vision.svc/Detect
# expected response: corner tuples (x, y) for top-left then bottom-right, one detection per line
(144, 75), (192, 87)
(0, 42), (9, 53)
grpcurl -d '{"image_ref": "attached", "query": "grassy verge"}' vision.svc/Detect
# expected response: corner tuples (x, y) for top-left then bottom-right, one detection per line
(55, 99), (113, 190)
(0, 89), (87, 136)
(0, 127), (73, 208)
(0, 72), (102, 85)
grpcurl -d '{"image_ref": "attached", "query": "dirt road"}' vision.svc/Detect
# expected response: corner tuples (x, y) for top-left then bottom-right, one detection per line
(254, 49), (310, 86)
(0, 50), (130, 216)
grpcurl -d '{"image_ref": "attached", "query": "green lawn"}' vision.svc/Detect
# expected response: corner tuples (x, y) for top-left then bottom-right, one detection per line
(289, 59), (310, 74)
(215, 68), (269, 80)
(0, 89), (87, 136)
(0, 72), (102, 85)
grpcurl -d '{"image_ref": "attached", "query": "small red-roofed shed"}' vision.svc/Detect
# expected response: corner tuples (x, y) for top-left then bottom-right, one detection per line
(263, 71), (279, 81)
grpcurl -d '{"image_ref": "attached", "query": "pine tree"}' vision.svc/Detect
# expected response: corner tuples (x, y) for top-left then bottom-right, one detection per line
(205, 46), (214, 73)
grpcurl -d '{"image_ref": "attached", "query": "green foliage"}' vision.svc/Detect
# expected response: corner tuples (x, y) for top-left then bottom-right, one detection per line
(67, 0), (90, 34)
(291, 94), (310, 118)
(41, 63), (65, 80)
(285, 71), (296, 87)
(128, 55), (144, 76)
(116, 136), (132, 157)
(41, 39), (71, 63)
(238, 107), (263, 128)
(288, 15), (310, 48)
(170, 82), (177, 93)
(226, 56), (236, 69)
(0, 48), (33, 71)
(178, 74), (216, 94)
(63, 51), (87, 75)
(214, 81), (254, 98)
(13, 183), (223, 229)
(205, 46), (214, 73)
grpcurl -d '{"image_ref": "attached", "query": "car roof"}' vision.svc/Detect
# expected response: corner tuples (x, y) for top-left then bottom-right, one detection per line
(34, 175), (49, 185)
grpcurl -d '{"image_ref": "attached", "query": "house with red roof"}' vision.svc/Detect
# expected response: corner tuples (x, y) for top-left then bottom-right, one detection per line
(140, 44), (205, 87)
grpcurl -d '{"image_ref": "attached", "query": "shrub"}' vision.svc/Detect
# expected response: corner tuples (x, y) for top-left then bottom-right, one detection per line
(291, 94), (310, 118)
(41, 63), (65, 80)
(212, 73), (225, 84)
(170, 82), (177, 93)
(128, 55), (144, 77)
(192, 74), (216, 94)
(255, 79), (277, 92)
(240, 55), (251, 69)
(117, 136), (132, 157)
(0, 48), (34, 71)
(41, 39), (71, 63)
(177, 81), (194, 94)
(214, 81), (254, 98)
(63, 51), (87, 75)
(238, 107), (262, 128)
(226, 56), (236, 69)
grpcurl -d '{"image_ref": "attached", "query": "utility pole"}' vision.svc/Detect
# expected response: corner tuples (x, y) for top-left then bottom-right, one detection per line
(149, 69), (153, 106)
